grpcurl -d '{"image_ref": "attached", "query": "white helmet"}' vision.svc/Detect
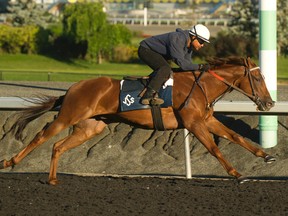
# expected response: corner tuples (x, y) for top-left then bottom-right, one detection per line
(189, 24), (210, 43)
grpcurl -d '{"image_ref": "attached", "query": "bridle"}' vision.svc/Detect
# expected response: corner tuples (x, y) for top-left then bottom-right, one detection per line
(208, 66), (264, 108)
(181, 65), (265, 110)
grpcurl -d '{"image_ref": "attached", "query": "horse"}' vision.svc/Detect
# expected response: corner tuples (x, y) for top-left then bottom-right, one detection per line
(0, 57), (276, 185)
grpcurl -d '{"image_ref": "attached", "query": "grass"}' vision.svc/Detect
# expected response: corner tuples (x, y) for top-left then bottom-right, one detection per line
(0, 54), (151, 81)
(0, 54), (287, 82)
(277, 56), (288, 79)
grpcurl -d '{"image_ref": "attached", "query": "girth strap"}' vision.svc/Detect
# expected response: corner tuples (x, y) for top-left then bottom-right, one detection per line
(151, 105), (165, 131)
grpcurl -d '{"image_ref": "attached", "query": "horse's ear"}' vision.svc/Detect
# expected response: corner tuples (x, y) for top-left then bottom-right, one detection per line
(243, 57), (251, 67)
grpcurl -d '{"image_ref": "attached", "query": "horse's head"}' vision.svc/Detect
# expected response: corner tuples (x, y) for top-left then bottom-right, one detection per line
(208, 57), (275, 111)
(239, 58), (275, 111)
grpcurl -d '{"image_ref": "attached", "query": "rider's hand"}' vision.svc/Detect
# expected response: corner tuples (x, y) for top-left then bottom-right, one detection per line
(198, 64), (210, 72)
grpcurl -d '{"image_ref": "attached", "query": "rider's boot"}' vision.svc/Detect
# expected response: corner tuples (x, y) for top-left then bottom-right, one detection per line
(140, 86), (164, 105)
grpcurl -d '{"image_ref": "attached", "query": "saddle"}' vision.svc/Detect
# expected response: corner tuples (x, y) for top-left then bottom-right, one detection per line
(119, 76), (173, 130)
(120, 76), (173, 112)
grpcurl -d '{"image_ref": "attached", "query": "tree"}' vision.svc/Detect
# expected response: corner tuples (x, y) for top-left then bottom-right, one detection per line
(211, 0), (259, 58)
(62, 2), (131, 63)
(229, 0), (288, 56)
(228, 0), (259, 38)
(0, 24), (42, 54)
(277, 0), (288, 56)
(6, 0), (57, 27)
(62, 2), (107, 62)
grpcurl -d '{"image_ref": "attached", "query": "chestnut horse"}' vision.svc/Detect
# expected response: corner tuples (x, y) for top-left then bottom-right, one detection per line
(0, 57), (275, 185)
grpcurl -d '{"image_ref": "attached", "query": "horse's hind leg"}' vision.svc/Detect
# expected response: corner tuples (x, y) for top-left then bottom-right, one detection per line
(206, 116), (275, 163)
(1, 118), (69, 169)
(48, 119), (106, 185)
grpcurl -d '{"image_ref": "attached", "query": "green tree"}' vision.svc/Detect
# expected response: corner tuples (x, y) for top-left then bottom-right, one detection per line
(216, 0), (259, 58)
(228, 0), (259, 38)
(213, 32), (258, 58)
(277, 0), (288, 56)
(0, 25), (41, 54)
(62, 2), (131, 63)
(229, 0), (288, 56)
(6, 0), (57, 27)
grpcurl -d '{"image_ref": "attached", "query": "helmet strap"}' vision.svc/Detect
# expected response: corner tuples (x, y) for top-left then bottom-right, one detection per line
(193, 26), (199, 39)
(189, 35), (197, 45)
(188, 35), (197, 52)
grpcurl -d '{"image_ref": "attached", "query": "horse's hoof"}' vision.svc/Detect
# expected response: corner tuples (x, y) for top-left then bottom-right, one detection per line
(48, 179), (59, 186)
(237, 176), (250, 184)
(264, 155), (276, 164)
(0, 160), (6, 169)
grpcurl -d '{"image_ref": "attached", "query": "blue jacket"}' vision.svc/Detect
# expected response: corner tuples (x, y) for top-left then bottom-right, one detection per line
(140, 28), (199, 71)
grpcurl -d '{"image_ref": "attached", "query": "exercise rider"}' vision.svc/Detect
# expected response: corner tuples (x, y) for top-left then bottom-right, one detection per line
(138, 24), (211, 105)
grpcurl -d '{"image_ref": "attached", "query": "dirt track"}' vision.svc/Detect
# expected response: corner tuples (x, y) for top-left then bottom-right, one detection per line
(0, 173), (287, 216)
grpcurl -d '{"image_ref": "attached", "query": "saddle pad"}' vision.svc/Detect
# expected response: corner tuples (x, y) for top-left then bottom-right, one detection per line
(120, 79), (173, 112)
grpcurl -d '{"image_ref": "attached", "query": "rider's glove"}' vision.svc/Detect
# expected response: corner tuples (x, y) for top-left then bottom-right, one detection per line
(198, 64), (210, 72)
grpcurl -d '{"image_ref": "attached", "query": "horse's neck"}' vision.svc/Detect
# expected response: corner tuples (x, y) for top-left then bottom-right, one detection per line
(173, 67), (243, 104)
(206, 66), (245, 100)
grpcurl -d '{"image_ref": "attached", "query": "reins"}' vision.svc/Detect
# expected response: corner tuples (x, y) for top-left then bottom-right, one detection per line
(208, 66), (260, 104)
(181, 71), (207, 109)
(180, 64), (261, 110)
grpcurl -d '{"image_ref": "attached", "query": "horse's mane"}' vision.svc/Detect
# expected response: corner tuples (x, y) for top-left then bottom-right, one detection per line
(206, 57), (247, 68)
(172, 56), (250, 72)
(206, 56), (248, 67)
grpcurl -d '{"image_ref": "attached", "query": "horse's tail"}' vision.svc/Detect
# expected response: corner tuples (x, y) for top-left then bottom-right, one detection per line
(11, 95), (65, 140)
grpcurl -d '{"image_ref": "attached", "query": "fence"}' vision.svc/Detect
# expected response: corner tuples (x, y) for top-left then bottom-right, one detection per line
(0, 97), (287, 114)
(0, 70), (124, 82)
(108, 15), (230, 26)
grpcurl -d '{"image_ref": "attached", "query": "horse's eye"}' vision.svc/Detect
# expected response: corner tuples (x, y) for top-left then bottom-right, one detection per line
(252, 71), (264, 82)
(253, 76), (261, 82)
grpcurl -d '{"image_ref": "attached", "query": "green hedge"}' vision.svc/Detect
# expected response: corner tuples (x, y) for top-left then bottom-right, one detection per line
(0, 25), (41, 54)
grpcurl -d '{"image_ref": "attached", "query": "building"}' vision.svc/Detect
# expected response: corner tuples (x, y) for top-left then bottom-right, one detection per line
(0, 0), (235, 22)
(1, 0), (235, 11)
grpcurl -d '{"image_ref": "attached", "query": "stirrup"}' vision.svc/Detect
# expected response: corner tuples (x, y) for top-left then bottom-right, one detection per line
(141, 96), (164, 105)
(140, 97), (152, 105)
(150, 97), (164, 105)
(140, 87), (164, 105)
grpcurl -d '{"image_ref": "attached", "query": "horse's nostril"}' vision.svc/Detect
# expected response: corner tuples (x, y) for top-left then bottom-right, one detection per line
(267, 101), (275, 108)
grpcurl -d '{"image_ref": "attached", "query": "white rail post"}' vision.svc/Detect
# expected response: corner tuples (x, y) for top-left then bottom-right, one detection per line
(143, 7), (147, 26)
(184, 129), (192, 179)
(259, 0), (278, 148)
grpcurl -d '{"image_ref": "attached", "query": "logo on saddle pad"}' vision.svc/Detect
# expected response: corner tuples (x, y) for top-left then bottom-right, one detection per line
(122, 94), (135, 106)
(120, 78), (173, 112)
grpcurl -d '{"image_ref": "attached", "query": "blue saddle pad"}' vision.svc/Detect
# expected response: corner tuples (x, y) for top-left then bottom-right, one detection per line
(120, 79), (172, 112)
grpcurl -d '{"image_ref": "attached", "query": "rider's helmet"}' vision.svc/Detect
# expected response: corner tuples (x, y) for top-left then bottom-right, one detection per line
(189, 24), (210, 44)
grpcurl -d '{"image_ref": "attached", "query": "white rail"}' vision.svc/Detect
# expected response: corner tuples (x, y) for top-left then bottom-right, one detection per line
(0, 97), (287, 115)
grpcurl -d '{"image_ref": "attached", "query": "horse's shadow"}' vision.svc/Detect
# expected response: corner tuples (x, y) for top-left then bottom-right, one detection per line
(214, 114), (259, 144)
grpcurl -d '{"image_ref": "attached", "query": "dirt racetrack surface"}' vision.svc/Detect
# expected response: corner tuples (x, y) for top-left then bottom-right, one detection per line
(0, 173), (287, 216)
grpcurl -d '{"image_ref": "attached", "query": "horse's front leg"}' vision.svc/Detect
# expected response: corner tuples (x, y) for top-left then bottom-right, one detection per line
(206, 116), (275, 163)
(184, 120), (243, 181)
